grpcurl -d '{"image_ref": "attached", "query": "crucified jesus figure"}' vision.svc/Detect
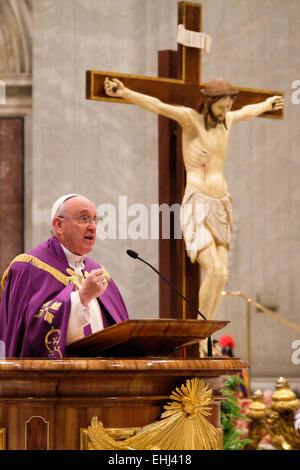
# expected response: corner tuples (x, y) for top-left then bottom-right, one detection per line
(104, 77), (284, 348)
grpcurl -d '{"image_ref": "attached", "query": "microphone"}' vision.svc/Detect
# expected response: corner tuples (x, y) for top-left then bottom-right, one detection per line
(127, 249), (138, 259)
(126, 249), (212, 357)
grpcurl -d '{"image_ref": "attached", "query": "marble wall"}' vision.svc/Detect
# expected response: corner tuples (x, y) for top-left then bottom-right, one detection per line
(0, 0), (32, 74)
(0, 0), (32, 286)
(31, 0), (300, 379)
(0, 119), (24, 279)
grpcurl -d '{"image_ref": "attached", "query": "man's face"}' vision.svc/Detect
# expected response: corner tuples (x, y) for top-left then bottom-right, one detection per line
(54, 196), (97, 255)
(210, 96), (233, 122)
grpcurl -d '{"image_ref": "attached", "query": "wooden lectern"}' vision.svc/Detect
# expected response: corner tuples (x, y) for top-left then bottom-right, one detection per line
(0, 320), (247, 450)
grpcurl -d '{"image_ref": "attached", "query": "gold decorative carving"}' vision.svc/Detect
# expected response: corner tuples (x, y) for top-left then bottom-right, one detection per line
(246, 390), (267, 420)
(271, 377), (300, 413)
(86, 378), (219, 450)
(80, 426), (140, 450)
(104, 427), (140, 440)
(0, 428), (6, 450)
(245, 390), (267, 450)
(80, 428), (89, 450)
(246, 378), (300, 450)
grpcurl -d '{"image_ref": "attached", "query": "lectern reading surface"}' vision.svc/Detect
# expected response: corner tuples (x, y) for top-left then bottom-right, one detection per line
(66, 319), (229, 357)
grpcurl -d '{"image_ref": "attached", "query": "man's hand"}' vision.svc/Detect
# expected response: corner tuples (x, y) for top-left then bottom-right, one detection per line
(79, 269), (108, 306)
(266, 95), (284, 111)
(104, 77), (125, 98)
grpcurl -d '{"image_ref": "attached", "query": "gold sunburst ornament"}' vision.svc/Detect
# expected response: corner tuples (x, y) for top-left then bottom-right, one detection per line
(87, 378), (219, 450)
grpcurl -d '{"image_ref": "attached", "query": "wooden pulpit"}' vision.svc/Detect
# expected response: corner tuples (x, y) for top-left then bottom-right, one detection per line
(0, 320), (247, 450)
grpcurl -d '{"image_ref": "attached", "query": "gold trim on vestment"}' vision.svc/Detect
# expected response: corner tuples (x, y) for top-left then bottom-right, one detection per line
(1, 254), (110, 290)
(34, 301), (62, 324)
(1, 254), (77, 289)
(34, 300), (63, 358)
(45, 326), (63, 359)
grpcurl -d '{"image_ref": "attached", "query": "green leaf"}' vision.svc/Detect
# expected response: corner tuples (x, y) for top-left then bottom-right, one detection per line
(220, 376), (251, 450)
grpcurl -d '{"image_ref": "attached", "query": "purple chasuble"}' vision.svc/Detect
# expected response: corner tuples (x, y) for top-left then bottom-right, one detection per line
(0, 237), (128, 358)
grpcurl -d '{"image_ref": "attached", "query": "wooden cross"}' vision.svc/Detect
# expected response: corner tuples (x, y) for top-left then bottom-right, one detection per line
(86, 2), (283, 116)
(86, 2), (283, 333)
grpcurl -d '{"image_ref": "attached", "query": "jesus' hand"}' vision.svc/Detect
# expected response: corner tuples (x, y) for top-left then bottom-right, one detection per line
(266, 95), (284, 111)
(104, 77), (125, 98)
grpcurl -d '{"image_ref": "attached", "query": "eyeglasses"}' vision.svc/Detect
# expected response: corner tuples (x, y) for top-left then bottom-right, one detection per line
(58, 216), (103, 226)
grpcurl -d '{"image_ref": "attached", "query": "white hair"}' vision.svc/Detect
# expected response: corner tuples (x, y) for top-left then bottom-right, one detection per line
(50, 199), (71, 235)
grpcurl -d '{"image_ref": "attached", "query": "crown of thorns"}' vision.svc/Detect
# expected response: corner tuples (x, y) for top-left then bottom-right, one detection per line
(200, 79), (239, 97)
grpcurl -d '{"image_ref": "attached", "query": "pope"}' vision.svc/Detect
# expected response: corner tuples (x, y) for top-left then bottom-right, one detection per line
(0, 194), (128, 358)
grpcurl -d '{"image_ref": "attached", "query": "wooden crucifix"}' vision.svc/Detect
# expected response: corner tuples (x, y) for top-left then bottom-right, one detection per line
(86, 2), (283, 340)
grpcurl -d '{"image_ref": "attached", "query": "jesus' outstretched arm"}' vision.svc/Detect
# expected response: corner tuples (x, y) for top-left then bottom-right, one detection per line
(104, 77), (191, 127)
(227, 95), (284, 124)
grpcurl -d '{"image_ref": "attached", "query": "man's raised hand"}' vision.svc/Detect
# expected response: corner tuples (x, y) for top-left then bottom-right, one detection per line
(104, 77), (125, 97)
(79, 269), (108, 306)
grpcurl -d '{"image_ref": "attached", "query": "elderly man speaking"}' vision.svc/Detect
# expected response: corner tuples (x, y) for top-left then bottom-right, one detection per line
(0, 194), (128, 358)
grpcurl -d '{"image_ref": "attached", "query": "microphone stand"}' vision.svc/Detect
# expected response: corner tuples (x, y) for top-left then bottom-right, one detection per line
(127, 250), (212, 357)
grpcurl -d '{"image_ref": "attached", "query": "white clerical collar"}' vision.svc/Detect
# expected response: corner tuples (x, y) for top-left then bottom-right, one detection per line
(60, 243), (86, 270)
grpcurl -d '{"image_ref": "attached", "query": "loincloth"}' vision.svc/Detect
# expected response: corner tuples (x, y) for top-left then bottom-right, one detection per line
(180, 186), (232, 263)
